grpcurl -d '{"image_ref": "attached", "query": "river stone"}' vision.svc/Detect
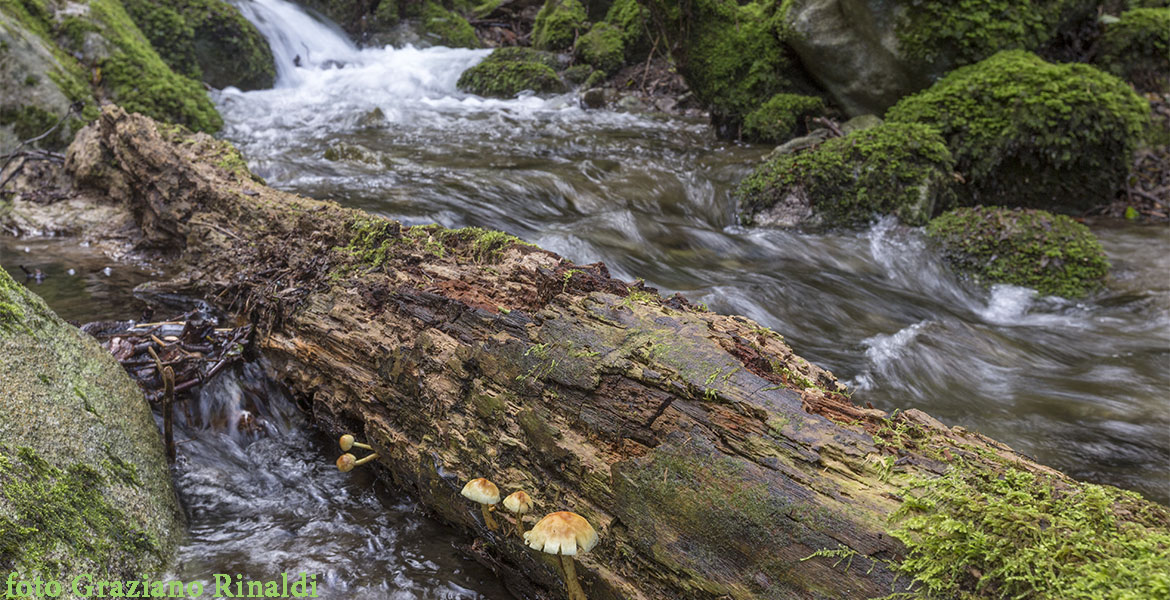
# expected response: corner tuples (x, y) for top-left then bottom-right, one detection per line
(0, 268), (183, 583)
(783, 0), (925, 116)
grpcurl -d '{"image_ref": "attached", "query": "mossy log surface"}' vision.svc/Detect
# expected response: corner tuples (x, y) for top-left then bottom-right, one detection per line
(18, 105), (1165, 600)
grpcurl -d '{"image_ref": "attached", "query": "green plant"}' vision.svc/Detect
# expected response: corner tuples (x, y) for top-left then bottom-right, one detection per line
(741, 93), (825, 143)
(532, 0), (587, 51)
(1096, 8), (1170, 92)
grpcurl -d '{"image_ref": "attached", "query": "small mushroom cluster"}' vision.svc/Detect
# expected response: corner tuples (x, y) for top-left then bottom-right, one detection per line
(461, 477), (597, 600)
(335, 433), (379, 472)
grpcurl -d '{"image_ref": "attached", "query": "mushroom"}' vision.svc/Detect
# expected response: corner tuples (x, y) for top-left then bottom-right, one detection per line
(339, 434), (373, 451)
(502, 490), (534, 537)
(336, 452), (378, 472)
(460, 478), (501, 531)
(524, 511), (598, 600)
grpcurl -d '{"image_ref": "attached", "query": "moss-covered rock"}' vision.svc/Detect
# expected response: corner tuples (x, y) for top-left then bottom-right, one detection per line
(895, 0), (1098, 74)
(122, 0), (275, 90)
(736, 122), (955, 229)
(457, 47), (565, 97)
(0, 267), (183, 581)
(741, 93), (825, 144)
(644, 0), (818, 136)
(926, 206), (1109, 297)
(575, 21), (623, 73)
(886, 51), (1149, 212)
(1096, 8), (1170, 93)
(532, 0), (587, 51)
(420, 1), (480, 48)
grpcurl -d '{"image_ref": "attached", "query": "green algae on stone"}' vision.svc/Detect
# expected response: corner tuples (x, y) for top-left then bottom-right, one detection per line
(926, 206), (1109, 298)
(887, 51), (1150, 213)
(736, 122), (955, 229)
(532, 0), (587, 51)
(889, 465), (1170, 599)
(741, 93), (825, 144)
(457, 47), (565, 98)
(0, 266), (182, 582)
(1096, 8), (1170, 93)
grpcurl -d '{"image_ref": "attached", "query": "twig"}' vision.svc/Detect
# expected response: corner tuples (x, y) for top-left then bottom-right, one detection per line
(0, 102), (83, 193)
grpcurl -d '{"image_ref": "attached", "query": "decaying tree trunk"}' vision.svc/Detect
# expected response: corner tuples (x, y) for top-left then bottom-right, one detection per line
(5, 106), (1152, 599)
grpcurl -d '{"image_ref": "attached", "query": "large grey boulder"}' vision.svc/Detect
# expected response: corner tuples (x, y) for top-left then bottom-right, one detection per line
(0, 11), (87, 152)
(0, 267), (182, 586)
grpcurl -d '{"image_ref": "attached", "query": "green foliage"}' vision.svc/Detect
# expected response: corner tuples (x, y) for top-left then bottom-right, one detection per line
(1096, 8), (1170, 92)
(926, 206), (1109, 298)
(736, 122), (955, 228)
(0, 445), (160, 579)
(889, 465), (1170, 599)
(576, 22), (624, 73)
(121, 0), (275, 90)
(886, 51), (1149, 211)
(457, 47), (565, 97)
(895, 0), (1098, 68)
(532, 0), (587, 51)
(420, 1), (480, 48)
(741, 93), (825, 143)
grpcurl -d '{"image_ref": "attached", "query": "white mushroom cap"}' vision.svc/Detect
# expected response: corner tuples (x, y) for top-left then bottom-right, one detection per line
(503, 491), (534, 514)
(524, 511), (598, 556)
(461, 478), (500, 505)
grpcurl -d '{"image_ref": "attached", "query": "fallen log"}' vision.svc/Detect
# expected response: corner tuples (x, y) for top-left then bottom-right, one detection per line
(6, 106), (1167, 599)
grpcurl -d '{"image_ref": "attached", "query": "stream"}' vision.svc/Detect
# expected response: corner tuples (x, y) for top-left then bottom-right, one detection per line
(2, 0), (1168, 596)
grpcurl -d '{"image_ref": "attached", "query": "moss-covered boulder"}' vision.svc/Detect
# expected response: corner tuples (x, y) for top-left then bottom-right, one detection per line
(574, 0), (647, 75)
(122, 0), (275, 90)
(926, 206), (1109, 298)
(532, 0), (587, 51)
(0, 0), (222, 135)
(887, 51), (1149, 212)
(0, 267), (183, 582)
(736, 122), (954, 229)
(1096, 8), (1170, 93)
(644, 0), (819, 136)
(741, 93), (825, 144)
(457, 47), (565, 97)
(420, 1), (480, 48)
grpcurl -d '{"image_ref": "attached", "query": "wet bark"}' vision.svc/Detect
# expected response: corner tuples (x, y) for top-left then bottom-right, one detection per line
(18, 106), (1080, 599)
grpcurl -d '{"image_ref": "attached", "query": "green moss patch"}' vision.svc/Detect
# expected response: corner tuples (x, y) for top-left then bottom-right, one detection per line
(890, 465), (1170, 599)
(1096, 8), (1170, 93)
(0, 445), (160, 579)
(420, 1), (480, 48)
(457, 47), (565, 97)
(926, 206), (1109, 298)
(576, 21), (623, 73)
(532, 0), (587, 51)
(887, 51), (1149, 212)
(736, 122), (955, 229)
(741, 93), (825, 144)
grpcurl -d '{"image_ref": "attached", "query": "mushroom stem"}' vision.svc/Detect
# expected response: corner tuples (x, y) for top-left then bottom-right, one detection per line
(560, 554), (586, 600)
(353, 453), (379, 467)
(480, 504), (500, 531)
(514, 515), (525, 538)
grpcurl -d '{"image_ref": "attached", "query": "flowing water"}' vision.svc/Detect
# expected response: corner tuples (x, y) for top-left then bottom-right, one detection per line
(3, 0), (1168, 596)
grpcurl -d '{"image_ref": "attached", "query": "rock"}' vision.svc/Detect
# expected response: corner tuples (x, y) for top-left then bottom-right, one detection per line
(0, 267), (183, 582)
(532, 0), (587, 51)
(580, 87), (606, 109)
(614, 93), (644, 112)
(0, 11), (89, 152)
(122, 0), (276, 90)
(1095, 8), (1170, 93)
(419, 1), (480, 48)
(840, 113), (881, 134)
(926, 206), (1109, 298)
(887, 51), (1150, 213)
(737, 122), (954, 229)
(783, 0), (922, 116)
(457, 47), (565, 97)
(741, 93), (825, 144)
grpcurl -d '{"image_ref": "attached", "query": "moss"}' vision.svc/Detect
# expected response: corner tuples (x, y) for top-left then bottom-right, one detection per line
(895, 0), (1098, 69)
(562, 63), (594, 84)
(0, 445), (160, 580)
(575, 21), (623, 73)
(604, 0), (648, 48)
(0, 104), (60, 145)
(1096, 8), (1170, 93)
(736, 122), (955, 229)
(886, 51), (1150, 212)
(457, 47), (565, 97)
(84, 0), (222, 132)
(532, 0), (587, 51)
(890, 465), (1170, 599)
(420, 1), (480, 48)
(741, 93), (825, 144)
(122, 0), (275, 91)
(926, 206), (1109, 298)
